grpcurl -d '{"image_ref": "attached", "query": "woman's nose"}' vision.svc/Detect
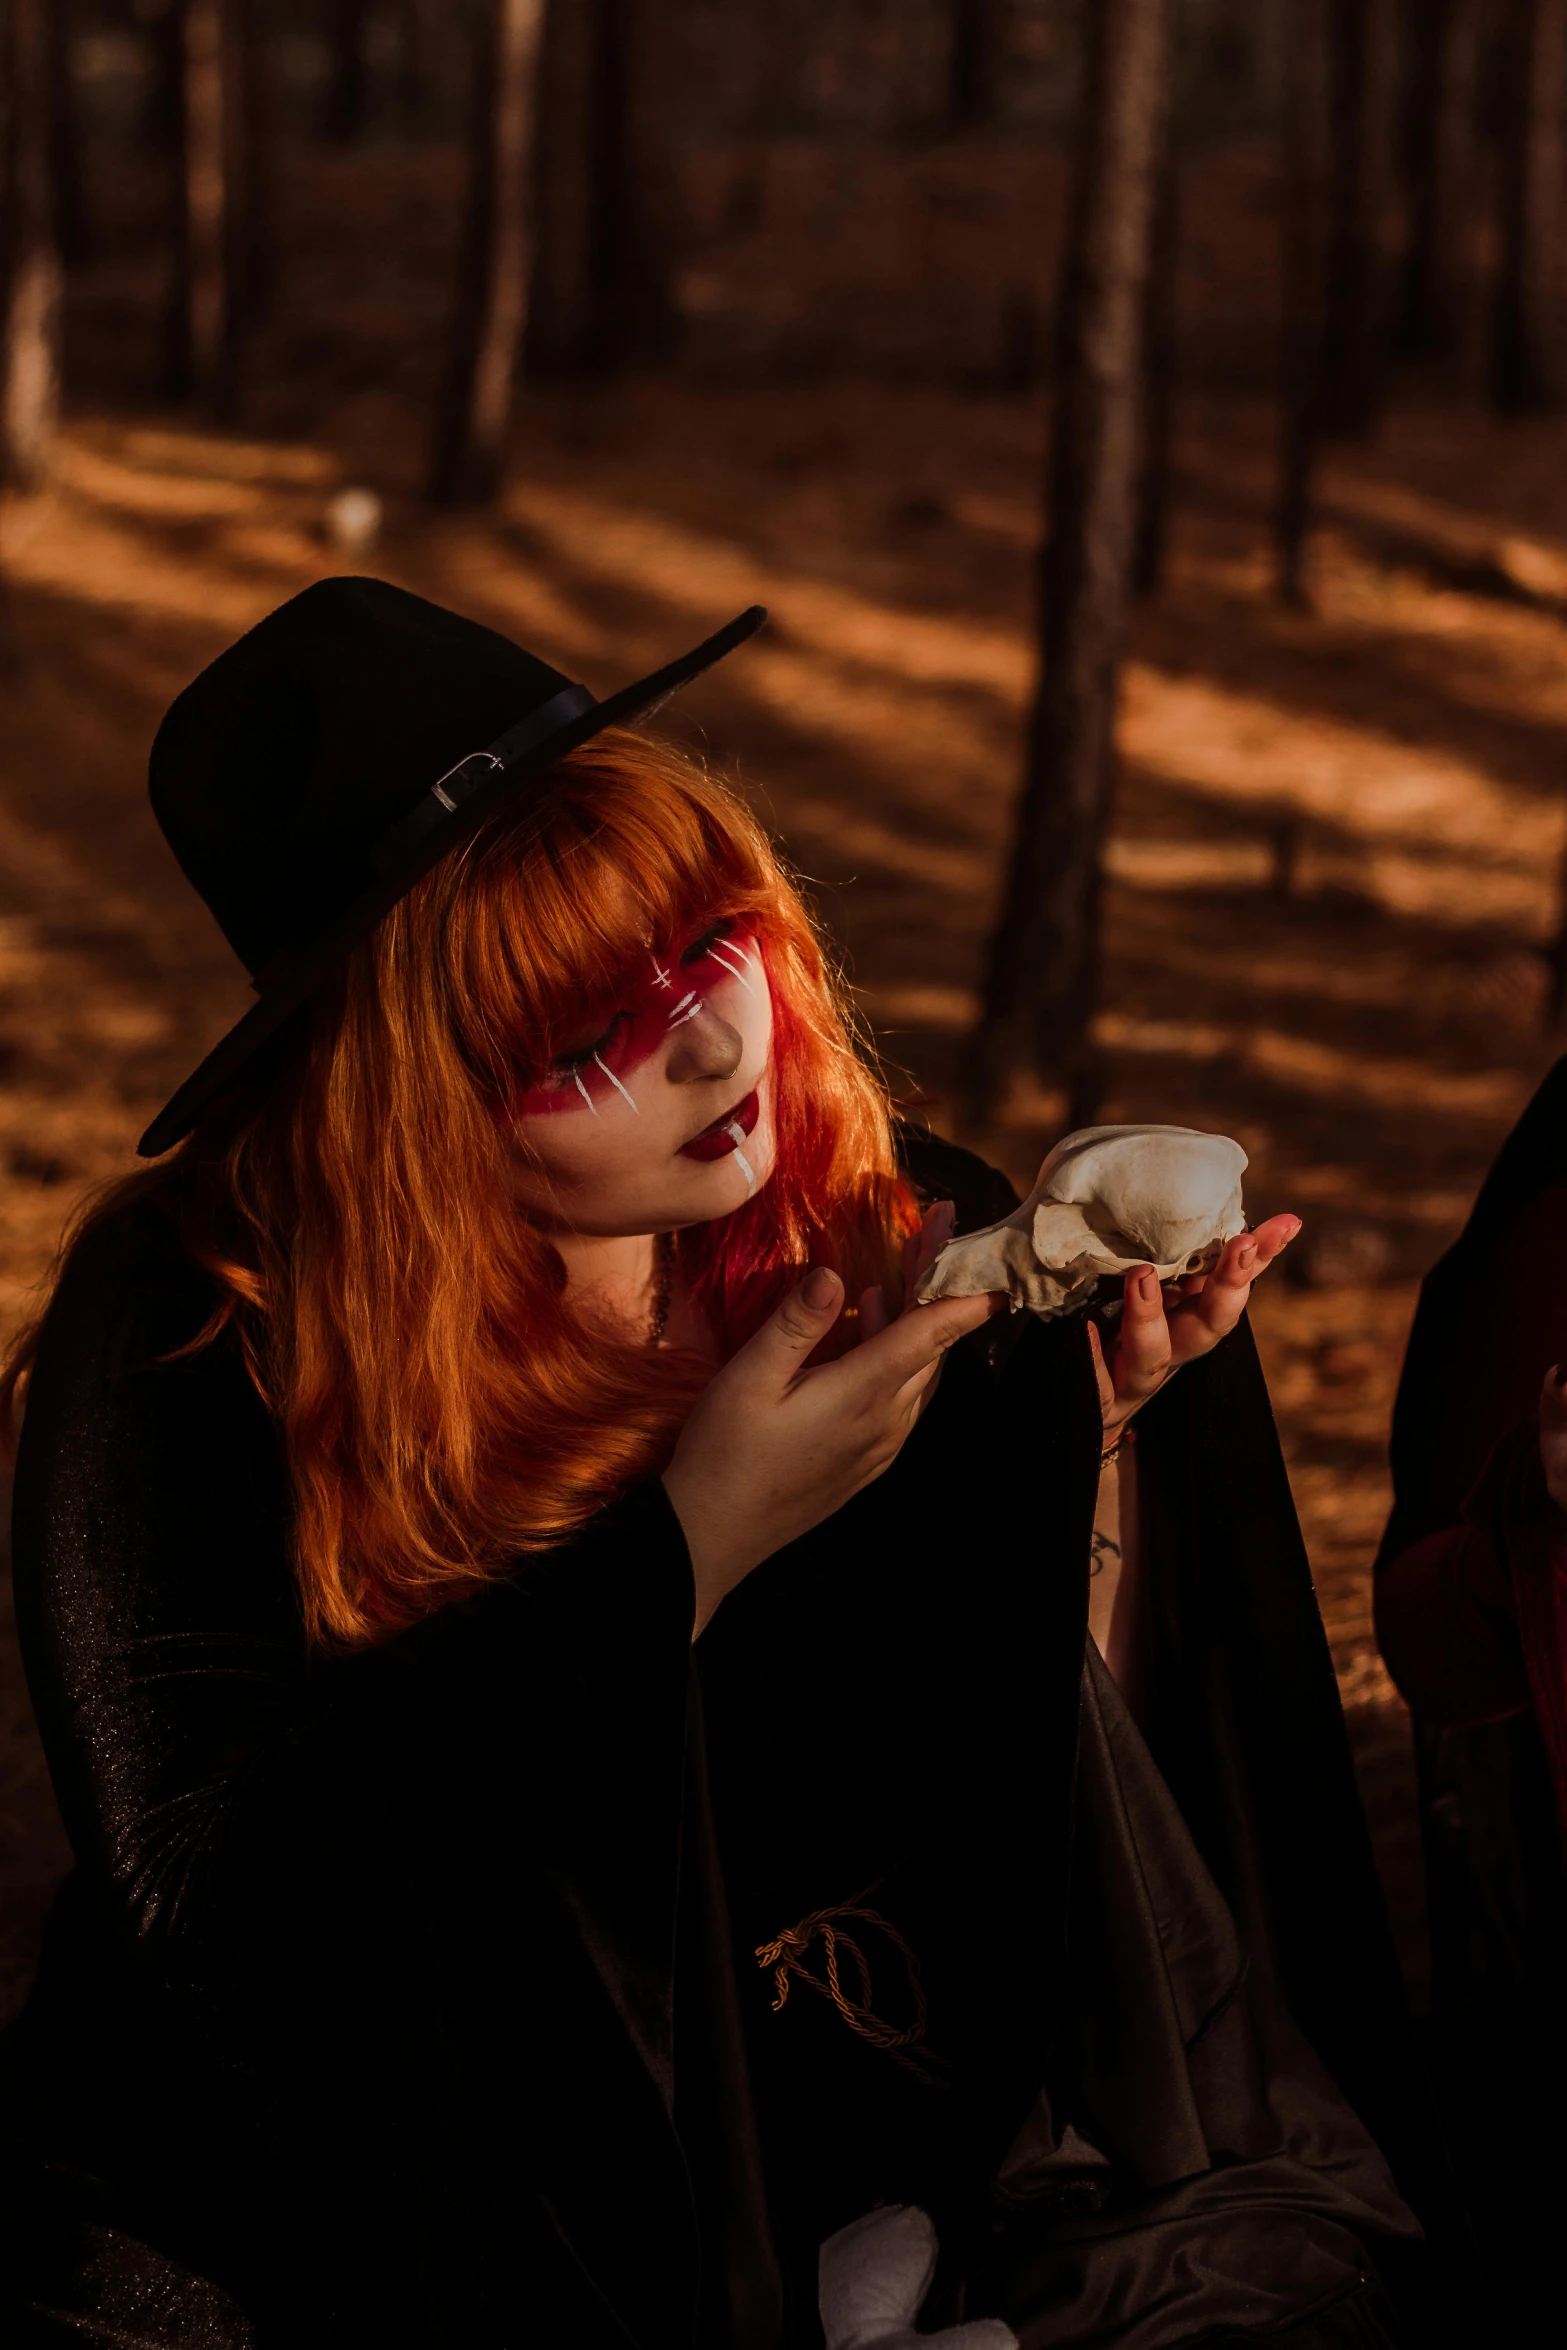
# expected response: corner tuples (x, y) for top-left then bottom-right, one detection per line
(666, 1006), (743, 1086)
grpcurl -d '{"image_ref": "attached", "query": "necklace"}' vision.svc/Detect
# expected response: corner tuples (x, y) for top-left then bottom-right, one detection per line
(648, 1231), (674, 1348)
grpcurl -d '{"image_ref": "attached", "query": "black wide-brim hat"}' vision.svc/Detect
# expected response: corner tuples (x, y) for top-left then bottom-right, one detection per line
(137, 577), (767, 1157)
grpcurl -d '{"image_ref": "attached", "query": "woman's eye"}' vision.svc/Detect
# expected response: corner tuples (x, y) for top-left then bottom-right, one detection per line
(552, 1013), (627, 1074)
(681, 921), (736, 968)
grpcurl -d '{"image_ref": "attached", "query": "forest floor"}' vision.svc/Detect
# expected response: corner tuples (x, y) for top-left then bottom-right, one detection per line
(3, 367), (1567, 2021)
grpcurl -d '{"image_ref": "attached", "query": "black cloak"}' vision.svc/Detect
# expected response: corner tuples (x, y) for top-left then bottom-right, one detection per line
(0, 1134), (1465, 2347)
(1377, 1055), (1567, 2344)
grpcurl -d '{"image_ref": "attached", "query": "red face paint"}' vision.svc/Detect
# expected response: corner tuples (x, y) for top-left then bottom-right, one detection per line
(513, 925), (765, 1119)
(677, 1086), (761, 1162)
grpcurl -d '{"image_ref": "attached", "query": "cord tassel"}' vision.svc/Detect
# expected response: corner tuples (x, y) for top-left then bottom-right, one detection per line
(755, 1898), (951, 2086)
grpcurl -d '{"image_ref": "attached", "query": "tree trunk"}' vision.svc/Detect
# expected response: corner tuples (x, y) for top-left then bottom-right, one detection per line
(1493, 0), (1567, 412)
(1318, 0), (1402, 437)
(1132, 120), (1180, 600)
(1399, 0), (1485, 365)
(142, 0), (183, 160)
(1, 0), (63, 492)
(49, 0), (91, 268)
(396, 0), (434, 132)
(949, 0), (1004, 128)
(527, 0), (596, 375)
(528, 0), (676, 378)
(323, 0), (370, 146)
(966, 0), (1173, 1127)
(585, 0), (677, 369)
(165, 0), (229, 408)
(1277, 0), (1333, 607)
(228, 0), (275, 351)
(428, 0), (547, 505)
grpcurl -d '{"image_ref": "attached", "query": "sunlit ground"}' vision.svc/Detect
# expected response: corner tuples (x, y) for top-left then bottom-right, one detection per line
(4, 377), (1567, 2012)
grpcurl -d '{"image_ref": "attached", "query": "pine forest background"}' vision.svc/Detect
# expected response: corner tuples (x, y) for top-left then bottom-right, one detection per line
(5, 0), (1567, 2030)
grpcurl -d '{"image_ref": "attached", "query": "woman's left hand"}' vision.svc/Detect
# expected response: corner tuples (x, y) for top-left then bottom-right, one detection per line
(1090, 1214), (1302, 1442)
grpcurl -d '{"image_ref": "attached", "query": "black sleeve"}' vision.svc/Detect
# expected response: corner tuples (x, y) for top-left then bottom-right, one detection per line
(895, 1120), (1021, 1234)
(10, 1202), (713, 2340)
(11, 1202), (696, 2053)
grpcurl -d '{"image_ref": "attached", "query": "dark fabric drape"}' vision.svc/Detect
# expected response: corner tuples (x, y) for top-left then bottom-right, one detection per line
(0, 1133), (1468, 2345)
(1376, 1055), (1567, 2347)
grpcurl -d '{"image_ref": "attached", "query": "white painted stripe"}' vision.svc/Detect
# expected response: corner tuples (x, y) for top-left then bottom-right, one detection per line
(709, 941), (756, 998)
(594, 1055), (640, 1111)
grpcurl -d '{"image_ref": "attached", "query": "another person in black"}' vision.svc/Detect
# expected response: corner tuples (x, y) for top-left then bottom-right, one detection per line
(0, 582), (1473, 2346)
(1375, 1055), (1567, 2349)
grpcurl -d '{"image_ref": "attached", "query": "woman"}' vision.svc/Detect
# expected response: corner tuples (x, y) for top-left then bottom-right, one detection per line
(1375, 1059), (1567, 2348)
(0, 580), (1460, 2348)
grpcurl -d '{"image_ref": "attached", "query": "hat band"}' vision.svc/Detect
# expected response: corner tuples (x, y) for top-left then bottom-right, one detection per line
(367, 680), (597, 877)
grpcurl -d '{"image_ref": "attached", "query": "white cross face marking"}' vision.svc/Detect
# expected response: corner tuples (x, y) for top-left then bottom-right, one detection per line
(573, 1069), (600, 1115)
(708, 940), (756, 998)
(594, 1054), (640, 1112)
(650, 959), (672, 990)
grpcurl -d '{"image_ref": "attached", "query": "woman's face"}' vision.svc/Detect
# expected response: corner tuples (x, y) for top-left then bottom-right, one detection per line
(506, 921), (777, 1237)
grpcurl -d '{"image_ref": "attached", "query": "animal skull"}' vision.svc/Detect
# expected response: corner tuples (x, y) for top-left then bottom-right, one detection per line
(917, 1123), (1248, 1318)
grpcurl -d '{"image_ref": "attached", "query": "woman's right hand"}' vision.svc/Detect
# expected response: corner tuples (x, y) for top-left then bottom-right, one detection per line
(663, 1248), (999, 1636)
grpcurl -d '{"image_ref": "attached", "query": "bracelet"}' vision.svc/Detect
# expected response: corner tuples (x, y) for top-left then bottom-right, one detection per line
(1100, 1425), (1136, 1470)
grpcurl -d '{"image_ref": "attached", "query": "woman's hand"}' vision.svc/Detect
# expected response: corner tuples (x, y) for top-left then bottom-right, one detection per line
(1089, 1214), (1302, 1442)
(663, 1213), (997, 1635)
(1539, 1366), (1567, 1513)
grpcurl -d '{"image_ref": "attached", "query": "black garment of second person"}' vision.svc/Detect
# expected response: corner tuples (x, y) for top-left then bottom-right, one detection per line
(698, 1132), (1476, 2345)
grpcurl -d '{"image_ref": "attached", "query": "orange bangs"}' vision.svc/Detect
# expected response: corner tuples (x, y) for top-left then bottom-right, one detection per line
(72, 729), (920, 1649)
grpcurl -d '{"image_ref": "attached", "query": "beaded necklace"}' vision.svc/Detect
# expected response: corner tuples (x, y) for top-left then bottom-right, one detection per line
(647, 1230), (675, 1348)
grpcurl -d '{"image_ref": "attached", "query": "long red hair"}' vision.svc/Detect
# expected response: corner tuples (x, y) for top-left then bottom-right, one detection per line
(3, 731), (919, 1649)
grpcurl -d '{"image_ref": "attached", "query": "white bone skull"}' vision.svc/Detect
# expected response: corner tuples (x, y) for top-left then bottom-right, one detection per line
(818, 2204), (1018, 2350)
(917, 1123), (1248, 1319)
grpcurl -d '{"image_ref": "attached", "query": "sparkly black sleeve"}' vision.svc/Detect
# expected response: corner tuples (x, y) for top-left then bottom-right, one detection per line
(9, 1198), (697, 2038)
(895, 1120), (1020, 1235)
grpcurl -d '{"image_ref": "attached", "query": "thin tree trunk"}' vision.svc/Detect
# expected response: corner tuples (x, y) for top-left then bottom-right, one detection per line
(587, 0), (677, 369)
(528, 0), (676, 379)
(428, 0), (547, 505)
(1133, 120), (1179, 600)
(1399, 0), (1485, 364)
(527, 0), (595, 375)
(49, 0), (91, 268)
(165, 0), (229, 407)
(396, 0), (434, 132)
(222, 0), (274, 402)
(323, 0), (369, 146)
(966, 0), (1173, 1128)
(143, 0), (183, 160)
(1319, 0), (1402, 436)
(1493, 0), (1567, 411)
(1277, 0), (1332, 607)
(1, 0), (63, 492)
(949, 0), (1004, 128)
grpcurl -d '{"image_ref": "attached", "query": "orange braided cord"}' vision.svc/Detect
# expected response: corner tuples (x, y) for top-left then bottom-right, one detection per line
(754, 1901), (951, 2086)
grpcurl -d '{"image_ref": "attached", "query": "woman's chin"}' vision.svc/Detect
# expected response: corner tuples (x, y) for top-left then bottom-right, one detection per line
(673, 1144), (775, 1221)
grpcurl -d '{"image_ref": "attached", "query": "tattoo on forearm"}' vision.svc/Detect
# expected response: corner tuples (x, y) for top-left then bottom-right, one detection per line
(1090, 1530), (1122, 1576)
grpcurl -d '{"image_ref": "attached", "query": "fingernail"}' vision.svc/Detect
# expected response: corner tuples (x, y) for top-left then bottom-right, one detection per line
(1138, 1268), (1159, 1302)
(803, 1267), (839, 1310)
(1237, 1240), (1258, 1269)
